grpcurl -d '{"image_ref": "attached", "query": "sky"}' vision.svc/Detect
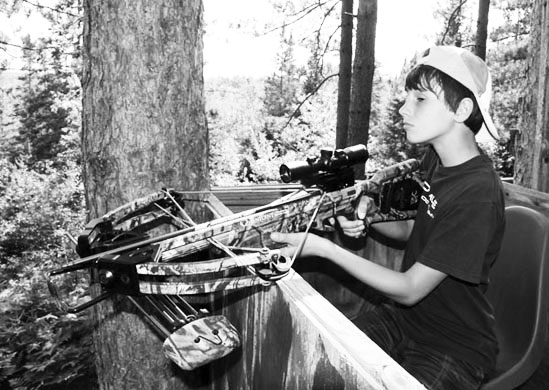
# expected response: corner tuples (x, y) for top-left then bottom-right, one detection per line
(202, 0), (442, 78)
(2, 0), (459, 78)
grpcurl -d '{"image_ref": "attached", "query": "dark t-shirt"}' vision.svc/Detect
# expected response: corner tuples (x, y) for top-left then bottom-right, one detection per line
(399, 146), (505, 371)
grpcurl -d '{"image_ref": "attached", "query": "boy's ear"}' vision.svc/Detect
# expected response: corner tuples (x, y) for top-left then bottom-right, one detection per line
(454, 97), (474, 123)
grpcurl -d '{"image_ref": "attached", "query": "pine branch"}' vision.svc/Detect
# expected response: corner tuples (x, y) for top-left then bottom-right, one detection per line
(262, 0), (339, 36)
(280, 72), (338, 131)
(21, 0), (80, 18)
(439, 0), (468, 45)
(0, 40), (78, 56)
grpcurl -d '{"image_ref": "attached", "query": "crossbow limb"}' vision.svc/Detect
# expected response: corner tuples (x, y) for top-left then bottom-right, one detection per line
(48, 144), (422, 371)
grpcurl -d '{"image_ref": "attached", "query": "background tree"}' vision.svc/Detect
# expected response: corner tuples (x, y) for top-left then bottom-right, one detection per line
(485, 0), (532, 178)
(348, 0), (377, 177)
(82, 1), (208, 388)
(2, 0), (81, 168)
(263, 28), (301, 118)
(475, 0), (491, 59)
(11, 36), (77, 167)
(0, 1), (94, 388)
(335, 0), (353, 148)
(515, 0), (549, 191)
(369, 72), (424, 169)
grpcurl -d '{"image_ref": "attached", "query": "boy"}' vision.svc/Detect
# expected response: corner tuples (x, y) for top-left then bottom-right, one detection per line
(272, 46), (505, 390)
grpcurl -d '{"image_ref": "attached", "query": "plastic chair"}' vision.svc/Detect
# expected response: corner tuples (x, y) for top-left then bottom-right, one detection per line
(481, 206), (549, 390)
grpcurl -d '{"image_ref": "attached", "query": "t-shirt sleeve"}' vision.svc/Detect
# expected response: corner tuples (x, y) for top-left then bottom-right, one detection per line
(417, 201), (498, 284)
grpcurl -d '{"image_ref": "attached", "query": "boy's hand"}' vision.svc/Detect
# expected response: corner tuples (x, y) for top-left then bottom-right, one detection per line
(332, 195), (377, 238)
(271, 232), (328, 259)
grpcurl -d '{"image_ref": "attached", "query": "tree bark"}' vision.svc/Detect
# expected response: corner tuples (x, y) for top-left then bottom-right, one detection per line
(348, 0), (377, 177)
(81, 0), (209, 388)
(515, 0), (549, 192)
(475, 0), (490, 60)
(335, 0), (353, 149)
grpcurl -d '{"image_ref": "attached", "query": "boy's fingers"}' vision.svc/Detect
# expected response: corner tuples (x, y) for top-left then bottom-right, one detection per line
(271, 232), (286, 242)
(356, 196), (371, 220)
(271, 232), (301, 246)
(336, 215), (362, 229)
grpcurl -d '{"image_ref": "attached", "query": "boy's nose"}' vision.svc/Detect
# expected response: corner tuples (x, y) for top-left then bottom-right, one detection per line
(398, 101), (408, 118)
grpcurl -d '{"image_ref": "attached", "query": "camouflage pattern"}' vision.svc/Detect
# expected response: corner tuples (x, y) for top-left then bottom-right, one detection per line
(136, 250), (280, 276)
(366, 209), (418, 225)
(139, 274), (272, 295)
(153, 159), (420, 263)
(162, 315), (241, 370)
(361, 159), (420, 194)
(99, 190), (172, 225)
(157, 187), (357, 262)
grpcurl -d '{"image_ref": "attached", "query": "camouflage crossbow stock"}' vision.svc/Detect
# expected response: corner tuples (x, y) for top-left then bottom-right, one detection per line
(48, 144), (422, 371)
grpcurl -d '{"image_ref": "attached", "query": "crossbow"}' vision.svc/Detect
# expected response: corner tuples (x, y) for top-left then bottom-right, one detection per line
(48, 144), (422, 371)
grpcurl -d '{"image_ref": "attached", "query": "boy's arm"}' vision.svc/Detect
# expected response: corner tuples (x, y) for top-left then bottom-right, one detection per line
(271, 232), (446, 306)
(372, 220), (415, 241)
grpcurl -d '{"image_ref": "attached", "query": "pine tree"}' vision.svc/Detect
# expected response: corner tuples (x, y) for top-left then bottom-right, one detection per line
(263, 28), (301, 117)
(369, 78), (423, 168)
(7, 0), (81, 169)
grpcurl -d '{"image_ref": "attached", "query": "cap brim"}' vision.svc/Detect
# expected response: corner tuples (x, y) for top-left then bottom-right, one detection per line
(476, 98), (499, 141)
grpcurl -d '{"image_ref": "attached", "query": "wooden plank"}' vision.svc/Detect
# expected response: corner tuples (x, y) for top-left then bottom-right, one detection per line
(212, 185), (301, 212)
(211, 271), (425, 390)
(503, 182), (549, 215)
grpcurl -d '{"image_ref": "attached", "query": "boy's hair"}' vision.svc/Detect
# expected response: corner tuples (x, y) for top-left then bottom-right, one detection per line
(405, 64), (484, 134)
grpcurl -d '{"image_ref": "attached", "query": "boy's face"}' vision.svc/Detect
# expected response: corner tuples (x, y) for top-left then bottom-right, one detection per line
(399, 87), (456, 145)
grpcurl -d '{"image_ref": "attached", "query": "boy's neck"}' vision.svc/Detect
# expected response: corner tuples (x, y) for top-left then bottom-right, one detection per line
(432, 129), (480, 167)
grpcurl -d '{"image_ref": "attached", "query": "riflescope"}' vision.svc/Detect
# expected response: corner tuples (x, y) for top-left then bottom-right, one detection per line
(279, 144), (368, 184)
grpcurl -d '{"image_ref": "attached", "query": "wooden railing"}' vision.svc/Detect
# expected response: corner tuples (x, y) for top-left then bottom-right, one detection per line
(502, 182), (549, 215)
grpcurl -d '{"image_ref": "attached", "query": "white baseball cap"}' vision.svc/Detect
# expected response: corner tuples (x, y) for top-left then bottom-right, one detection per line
(417, 45), (498, 140)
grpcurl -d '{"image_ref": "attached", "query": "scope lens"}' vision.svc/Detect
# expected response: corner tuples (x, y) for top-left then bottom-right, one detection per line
(279, 165), (292, 183)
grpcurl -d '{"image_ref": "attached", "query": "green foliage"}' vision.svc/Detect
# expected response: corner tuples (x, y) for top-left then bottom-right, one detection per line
(369, 95), (423, 170)
(263, 30), (303, 117)
(434, 0), (476, 46)
(0, 159), (97, 390)
(9, 34), (81, 169)
(485, 0), (532, 177)
(207, 74), (338, 185)
(366, 64), (424, 171)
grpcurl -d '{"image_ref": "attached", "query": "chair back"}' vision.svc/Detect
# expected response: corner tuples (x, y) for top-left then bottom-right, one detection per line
(482, 205), (549, 390)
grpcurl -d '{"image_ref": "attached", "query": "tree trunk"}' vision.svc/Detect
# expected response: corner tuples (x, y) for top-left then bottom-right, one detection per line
(348, 0), (377, 177)
(335, 0), (353, 149)
(515, 0), (549, 192)
(81, 1), (209, 388)
(475, 0), (490, 60)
